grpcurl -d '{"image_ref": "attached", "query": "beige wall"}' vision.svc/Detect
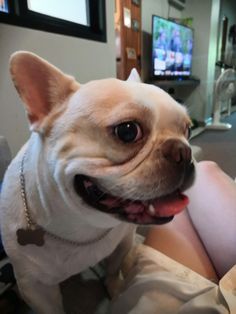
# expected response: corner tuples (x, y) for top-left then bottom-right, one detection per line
(183, 0), (220, 121)
(0, 0), (116, 156)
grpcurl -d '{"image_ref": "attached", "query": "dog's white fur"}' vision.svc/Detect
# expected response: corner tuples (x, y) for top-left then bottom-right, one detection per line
(0, 52), (193, 313)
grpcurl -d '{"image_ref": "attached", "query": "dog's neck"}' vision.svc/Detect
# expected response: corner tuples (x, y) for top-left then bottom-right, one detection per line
(23, 134), (115, 243)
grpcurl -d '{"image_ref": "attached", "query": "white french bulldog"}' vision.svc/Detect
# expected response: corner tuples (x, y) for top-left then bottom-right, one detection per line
(0, 52), (195, 313)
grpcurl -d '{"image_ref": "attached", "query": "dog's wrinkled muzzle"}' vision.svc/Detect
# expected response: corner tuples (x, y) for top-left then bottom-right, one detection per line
(162, 138), (192, 164)
(160, 138), (195, 191)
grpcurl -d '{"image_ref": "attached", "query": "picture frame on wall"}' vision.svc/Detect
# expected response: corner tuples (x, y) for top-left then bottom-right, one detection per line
(126, 47), (137, 60)
(132, 19), (140, 31)
(124, 7), (131, 28)
(132, 0), (140, 6)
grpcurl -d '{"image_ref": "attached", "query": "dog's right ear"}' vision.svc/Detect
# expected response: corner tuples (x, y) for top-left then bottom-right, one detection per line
(10, 51), (80, 132)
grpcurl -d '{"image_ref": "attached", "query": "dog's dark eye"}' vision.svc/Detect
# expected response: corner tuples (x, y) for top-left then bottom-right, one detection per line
(114, 121), (142, 143)
(185, 125), (192, 139)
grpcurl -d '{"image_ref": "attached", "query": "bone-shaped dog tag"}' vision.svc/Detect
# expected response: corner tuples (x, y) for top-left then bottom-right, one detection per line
(16, 228), (45, 246)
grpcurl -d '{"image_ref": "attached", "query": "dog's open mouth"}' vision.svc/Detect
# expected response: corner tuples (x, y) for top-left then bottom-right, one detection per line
(74, 175), (189, 225)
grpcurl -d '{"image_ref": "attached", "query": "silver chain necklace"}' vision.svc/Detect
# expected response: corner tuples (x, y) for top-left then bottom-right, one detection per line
(16, 151), (111, 247)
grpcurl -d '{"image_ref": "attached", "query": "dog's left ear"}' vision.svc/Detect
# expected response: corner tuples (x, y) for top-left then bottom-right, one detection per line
(127, 68), (142, 83)
(10, 51), (80, 132)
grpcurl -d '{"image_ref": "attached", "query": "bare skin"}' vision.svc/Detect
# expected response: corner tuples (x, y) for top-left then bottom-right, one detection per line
(145, 161), (236, 281)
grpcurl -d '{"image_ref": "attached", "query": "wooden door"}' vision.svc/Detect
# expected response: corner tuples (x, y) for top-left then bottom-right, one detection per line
(115, 0), (142, 80)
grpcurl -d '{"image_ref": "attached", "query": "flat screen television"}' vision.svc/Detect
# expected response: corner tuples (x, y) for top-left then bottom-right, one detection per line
(152, 15), (194, 79)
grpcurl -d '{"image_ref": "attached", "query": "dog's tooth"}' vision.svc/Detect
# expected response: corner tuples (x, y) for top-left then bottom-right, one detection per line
(84, 180), (93, 189)
(148, 204), (155, 216)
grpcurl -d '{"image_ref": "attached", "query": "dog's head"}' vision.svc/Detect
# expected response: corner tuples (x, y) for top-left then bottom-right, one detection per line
(10, 52), (195, 227)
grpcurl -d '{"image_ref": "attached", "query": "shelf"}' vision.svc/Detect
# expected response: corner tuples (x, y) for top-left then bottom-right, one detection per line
(146, 77), (201, 102)
(148, 78), (200, 88)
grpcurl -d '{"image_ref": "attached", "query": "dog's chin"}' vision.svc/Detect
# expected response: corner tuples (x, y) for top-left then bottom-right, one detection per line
(73, 175), (190, 225)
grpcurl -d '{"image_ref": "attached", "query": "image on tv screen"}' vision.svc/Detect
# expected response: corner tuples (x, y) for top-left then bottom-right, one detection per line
(152, 15), (193, 78)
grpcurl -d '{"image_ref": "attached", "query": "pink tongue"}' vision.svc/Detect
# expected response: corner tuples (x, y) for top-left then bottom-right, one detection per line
(100, 193), (189, 218)
(152, 193), (189, 217)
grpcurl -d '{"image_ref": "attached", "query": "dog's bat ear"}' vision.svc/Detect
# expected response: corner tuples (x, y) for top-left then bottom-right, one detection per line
(127, 68), (142, 83)
(9, 51), (80, 132)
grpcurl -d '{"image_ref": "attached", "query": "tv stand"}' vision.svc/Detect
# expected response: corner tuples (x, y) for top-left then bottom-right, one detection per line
(147, 77), (200, 103)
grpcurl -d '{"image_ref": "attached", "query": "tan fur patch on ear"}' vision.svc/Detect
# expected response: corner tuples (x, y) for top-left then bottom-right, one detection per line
(48, 75), (79, 108)
(40, 101), (68, 136)
(9, 51), (80, 131)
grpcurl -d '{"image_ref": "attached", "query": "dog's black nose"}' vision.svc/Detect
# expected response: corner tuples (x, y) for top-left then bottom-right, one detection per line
(161, 139), (192, 164)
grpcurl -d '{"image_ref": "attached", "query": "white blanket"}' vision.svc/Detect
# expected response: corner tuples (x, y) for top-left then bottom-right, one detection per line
(110, 244), (236, 314)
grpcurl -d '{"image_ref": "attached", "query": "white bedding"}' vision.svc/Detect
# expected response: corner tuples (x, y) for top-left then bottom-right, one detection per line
(110, 244), (236, 314)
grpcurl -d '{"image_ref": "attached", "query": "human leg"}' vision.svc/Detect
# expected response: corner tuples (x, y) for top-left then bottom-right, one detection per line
(145, 161), (236, 280)
(144, 209), (219, 282)
(186, 161), (236, 278)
